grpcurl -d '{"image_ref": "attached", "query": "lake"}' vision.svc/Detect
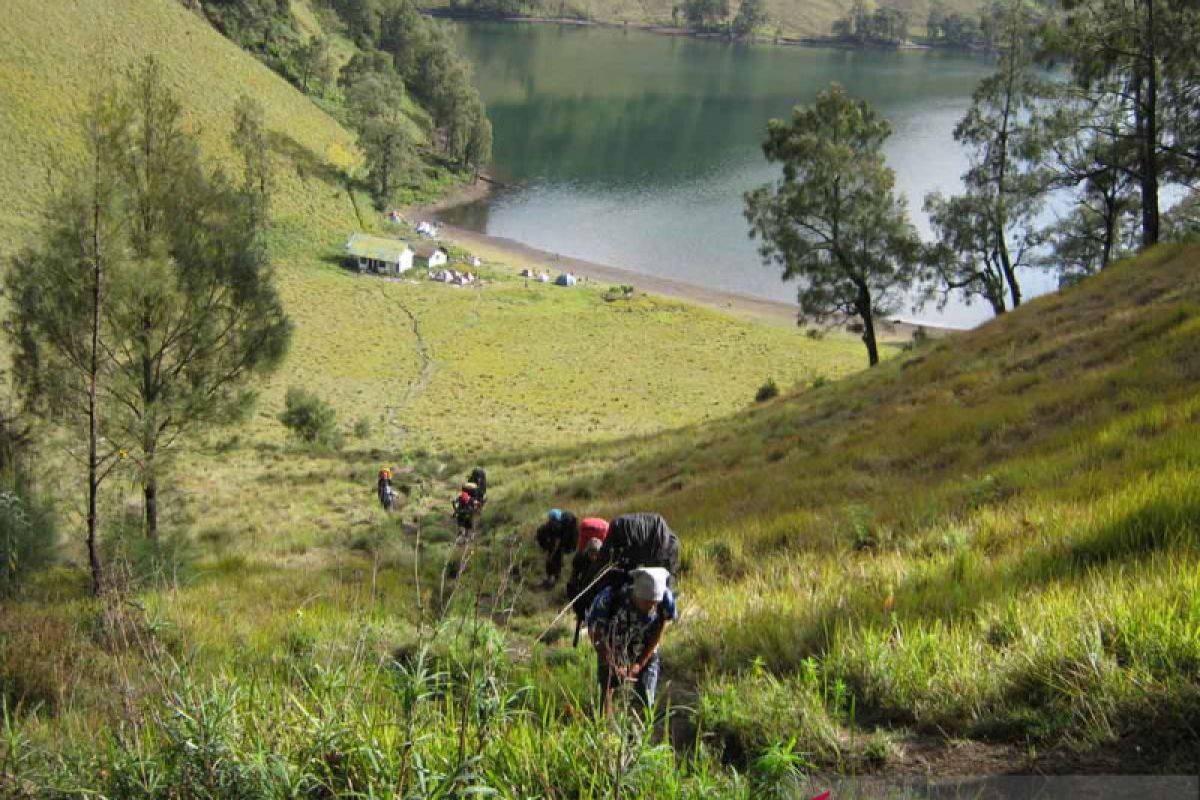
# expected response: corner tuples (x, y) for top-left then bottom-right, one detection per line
(443, 21), (1058, 327)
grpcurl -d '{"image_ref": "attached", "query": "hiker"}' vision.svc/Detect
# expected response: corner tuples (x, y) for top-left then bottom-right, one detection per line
(536, 508), (578, 587)
(598, 512), (681, 577)
(468, 466), (487, 503)
(567, 533), (612, 646)
(453, 486), (480, 533)
(588, 566), (676, 714)
(576, 516), (610, 554)
(377, 467), (395, 511)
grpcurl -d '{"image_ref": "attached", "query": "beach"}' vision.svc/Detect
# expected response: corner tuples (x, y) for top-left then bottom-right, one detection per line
(405, 184), (950, 340)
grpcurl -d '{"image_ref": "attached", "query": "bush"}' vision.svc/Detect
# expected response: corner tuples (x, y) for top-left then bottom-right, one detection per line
(279, 387), (339, 446)
(0, 477), (56, 596)
(755, 378), (780, 403)
(353, 416), (372, 439)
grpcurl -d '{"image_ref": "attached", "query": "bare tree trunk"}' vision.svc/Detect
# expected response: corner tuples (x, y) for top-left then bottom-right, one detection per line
(142, 317), (158, 540)
(857, 283), (880, 367)
(87, 152), (104, 597)
(1140, 0), (1161, 247)
(144, 455), (158, 540)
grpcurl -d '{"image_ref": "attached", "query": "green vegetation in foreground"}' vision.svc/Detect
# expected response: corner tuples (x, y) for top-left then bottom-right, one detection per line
(6, 238), (1200, 793)
(5, 0), (1199, 795)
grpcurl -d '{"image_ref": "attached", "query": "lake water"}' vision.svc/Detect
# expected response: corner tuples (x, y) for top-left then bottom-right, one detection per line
(444, 21), (1057, 327)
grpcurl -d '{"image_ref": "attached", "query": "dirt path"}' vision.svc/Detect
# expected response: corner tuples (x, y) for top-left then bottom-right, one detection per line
(377, 282), (435, 407)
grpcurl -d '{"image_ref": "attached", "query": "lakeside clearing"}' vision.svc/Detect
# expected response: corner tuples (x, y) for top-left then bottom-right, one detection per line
(407, 185), (949, 338)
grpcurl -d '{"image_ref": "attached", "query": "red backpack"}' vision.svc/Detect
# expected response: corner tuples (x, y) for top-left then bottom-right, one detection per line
(577, 517), (610, 552)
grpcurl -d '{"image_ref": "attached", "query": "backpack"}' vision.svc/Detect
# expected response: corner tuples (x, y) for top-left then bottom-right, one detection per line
(469, 467), (487, 498)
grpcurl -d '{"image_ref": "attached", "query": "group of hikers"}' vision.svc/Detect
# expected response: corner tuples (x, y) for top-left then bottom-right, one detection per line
(373, 465), (678, 714)
(537, 509), (681, 714)
(378, 465), (487, 533)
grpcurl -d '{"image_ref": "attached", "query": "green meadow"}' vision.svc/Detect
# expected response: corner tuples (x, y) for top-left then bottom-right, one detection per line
(2, 0), (1199, 796)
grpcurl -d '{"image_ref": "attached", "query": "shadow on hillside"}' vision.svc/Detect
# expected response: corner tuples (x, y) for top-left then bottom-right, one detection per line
(268, 131), (349, 189)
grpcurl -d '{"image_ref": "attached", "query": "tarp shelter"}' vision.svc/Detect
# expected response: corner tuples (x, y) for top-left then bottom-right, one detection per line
(345, 233), (414, 275)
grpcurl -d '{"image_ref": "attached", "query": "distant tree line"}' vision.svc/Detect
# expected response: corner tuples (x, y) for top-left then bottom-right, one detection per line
(831, 0), (910, 44)
(673, 0), (769, 37)
(754, 0), (1200, 365)
(185, 0), (493, 206)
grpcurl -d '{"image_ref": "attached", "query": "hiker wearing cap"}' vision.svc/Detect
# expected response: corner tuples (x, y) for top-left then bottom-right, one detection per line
(598, 513), (681, 577)
(536, 509), (579, 587)
(587, 566), (676, 714)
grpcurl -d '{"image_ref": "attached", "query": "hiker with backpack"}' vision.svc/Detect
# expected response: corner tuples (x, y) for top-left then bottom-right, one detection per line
(468, 466), (487, 503)
(588, 566), (676, 714)
(377, 467), (396, 511)
(566, 518), (610, 644)
(597, 512), (681, 577)
(536, 509), (578, 587)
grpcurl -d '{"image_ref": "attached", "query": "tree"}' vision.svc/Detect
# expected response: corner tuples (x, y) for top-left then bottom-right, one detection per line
(295, 35), (336, 95)
(279, 387), (339, 445)
(732, 0), (769, 37)
(6, 86), (131, 594)
(10, 60), (292, 548)
(923, 192), (1014, 315)
(683, 0), (730, 30)
(232, 94), (272, 221)
(113, 60), (291, 539)
(1035, 79), (1140, 275)
(1059, 0), (1200, 247)
(938, 0), (1047, 313)
(745, 84), (921, 366)
(346, 66), (415, 203)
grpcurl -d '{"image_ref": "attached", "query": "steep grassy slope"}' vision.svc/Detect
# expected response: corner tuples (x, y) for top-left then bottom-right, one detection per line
(4, 243), (1197, 794)
(0, 0), (866, 455)
(489, 244), (1200, 770)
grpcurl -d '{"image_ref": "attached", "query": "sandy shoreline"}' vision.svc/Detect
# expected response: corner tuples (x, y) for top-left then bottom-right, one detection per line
(404, 182), (948, 339)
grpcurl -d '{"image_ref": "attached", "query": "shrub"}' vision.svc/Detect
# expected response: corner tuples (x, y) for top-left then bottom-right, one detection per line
(811, 375), (830, 389)
(0, 477), (55, 596)
(279, 387), (339, 446)
(353, 416), (372, 439)
(755, 378), (780, 403)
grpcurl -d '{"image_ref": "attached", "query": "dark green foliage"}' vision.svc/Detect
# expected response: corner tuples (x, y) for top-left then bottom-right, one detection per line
(6, 59), (292, 544)
(923, 0), (1047, 316)
(832, 0), (909, 43)
(1056, 0), (1200, 247)
(745, 84), (921, 367)
(682, 0), (730, 31)
(0, 477), (55, 597)
(280, 387), (339, 445)
(330, 0), (493, 170)
(731, 0), (768, 36)
(345, 64), (415, 203)
(755, 378), (780, 402)
(926, 4), (986, 47)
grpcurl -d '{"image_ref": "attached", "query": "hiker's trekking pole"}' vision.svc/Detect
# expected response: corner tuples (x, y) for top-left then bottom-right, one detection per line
(535, 564), (614, 644)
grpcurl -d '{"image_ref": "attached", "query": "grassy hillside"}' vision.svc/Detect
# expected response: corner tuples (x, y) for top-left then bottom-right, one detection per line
(7, 1), (1198, 796)
(491, 243), (1200, 771)
(5, 233), (1199, 793)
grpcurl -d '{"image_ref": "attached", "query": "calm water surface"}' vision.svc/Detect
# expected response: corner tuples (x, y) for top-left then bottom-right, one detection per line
(445, 22), (1056, 327)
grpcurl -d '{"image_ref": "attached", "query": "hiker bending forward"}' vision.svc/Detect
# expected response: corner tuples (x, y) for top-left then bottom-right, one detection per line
(588, 567), (675, 714)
